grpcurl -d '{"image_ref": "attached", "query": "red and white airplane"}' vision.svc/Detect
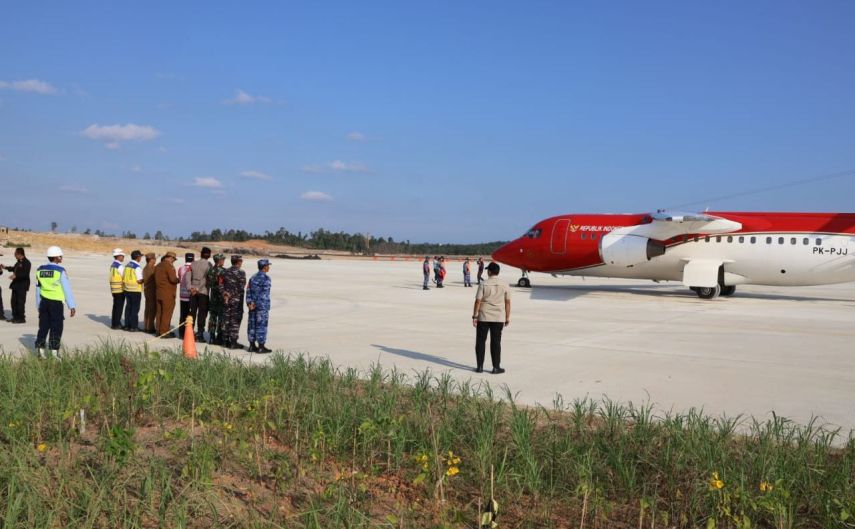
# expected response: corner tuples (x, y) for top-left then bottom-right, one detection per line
(491, 211), (855, 298)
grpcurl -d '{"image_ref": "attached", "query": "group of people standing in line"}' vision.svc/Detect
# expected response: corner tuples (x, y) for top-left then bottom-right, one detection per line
(423, 256), (484, 290)
(108, 247), (274, 352)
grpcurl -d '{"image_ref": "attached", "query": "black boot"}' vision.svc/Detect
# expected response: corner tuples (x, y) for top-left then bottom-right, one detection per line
(257, 344), (272, 353)
(248, 342), (258, 352)
(196, 333), (206, 343)
(228, 342), (245, 350)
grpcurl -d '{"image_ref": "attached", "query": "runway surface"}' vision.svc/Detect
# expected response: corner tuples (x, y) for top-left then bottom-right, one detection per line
(1, 254), (853, 433)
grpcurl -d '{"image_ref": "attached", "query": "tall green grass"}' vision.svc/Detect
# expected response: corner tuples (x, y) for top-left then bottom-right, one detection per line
(0, 346), (852, 528)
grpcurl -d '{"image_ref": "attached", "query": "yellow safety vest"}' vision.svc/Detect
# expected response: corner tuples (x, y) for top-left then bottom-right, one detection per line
(109, 262), (124, 294)
(123, 261), (142, 293)
(37, 264), (66, 302)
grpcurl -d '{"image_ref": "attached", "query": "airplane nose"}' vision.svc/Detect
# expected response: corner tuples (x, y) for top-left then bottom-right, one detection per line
(492, 240), (523, 269)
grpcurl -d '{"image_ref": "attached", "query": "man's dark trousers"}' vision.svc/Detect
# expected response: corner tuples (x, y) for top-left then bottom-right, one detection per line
(111, 293), (125, 328)
(475, 321), (504, 369)
(190, 294), (209, 336)
(11, 287), (27, 321)
(36, 299), (64, 349)
(0, 286), (5, 319)
(178, 300), (191, 338)
(124, 292), (141, 330)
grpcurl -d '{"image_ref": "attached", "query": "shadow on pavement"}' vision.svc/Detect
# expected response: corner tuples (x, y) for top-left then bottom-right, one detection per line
(18, 333), (36, 351)
(86, 313), (114, 327)
(371, 344), (473, 372)
(526, 283), (847, 303)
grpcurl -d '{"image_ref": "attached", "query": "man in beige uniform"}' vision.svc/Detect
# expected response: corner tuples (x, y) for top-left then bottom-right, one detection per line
(471, 261), (511, 374)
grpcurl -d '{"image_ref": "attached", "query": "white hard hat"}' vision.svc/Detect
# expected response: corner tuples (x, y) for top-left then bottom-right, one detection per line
(113, 248), (125, 257)
(46, 246), (63, 258)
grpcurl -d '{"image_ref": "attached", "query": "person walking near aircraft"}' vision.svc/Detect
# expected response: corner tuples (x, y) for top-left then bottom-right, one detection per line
(108, 249), (126, 329)
(221, 255), (246, 349)
(463, 258), (472, 287)
(422, 256), (431, 290)
(142, 252), (157, 333)
(122, 250), (144, 331)
(476, 257), (485, 285)
(34, 246), (76, 359)
(154, 252), (179, 337)
(206, 253), (227, 345)
(176, 253), (194, 338)
(4, 247), (31, 323)
(189, 247), (212, 342)
(472, 262), (511, 374)
(246, 259), (273, 353)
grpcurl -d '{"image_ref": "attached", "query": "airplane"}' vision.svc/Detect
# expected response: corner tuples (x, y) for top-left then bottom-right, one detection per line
(491, 211), (855, 299)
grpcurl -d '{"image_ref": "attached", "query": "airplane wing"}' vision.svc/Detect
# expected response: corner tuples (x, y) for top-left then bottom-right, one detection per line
(612, 211), (742, 241)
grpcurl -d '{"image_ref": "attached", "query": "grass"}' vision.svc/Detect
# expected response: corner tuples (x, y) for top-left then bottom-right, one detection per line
(0, 346), (852, 528)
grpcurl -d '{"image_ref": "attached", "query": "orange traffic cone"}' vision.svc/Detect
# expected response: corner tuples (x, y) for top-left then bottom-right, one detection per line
(183, 316), (198, 359)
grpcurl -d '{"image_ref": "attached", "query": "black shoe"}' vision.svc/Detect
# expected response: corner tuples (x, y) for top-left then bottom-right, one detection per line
(474, 366), (483, 373)
(491, 367), (505, 374)
(248, 342), (258, 352)
(126, 327), (137, 333)
(423, 287), (429, 290)
(111, 325), (121, 330)
(11, 319), (25, 324)
(257, 344), (272, 353)
(195, 334), (206, 343)
(228, 342), (245, 350)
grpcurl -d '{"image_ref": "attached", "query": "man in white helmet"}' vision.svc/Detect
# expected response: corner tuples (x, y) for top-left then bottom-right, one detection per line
(108, 248), (126, 329)
(35, 246), (76, 359)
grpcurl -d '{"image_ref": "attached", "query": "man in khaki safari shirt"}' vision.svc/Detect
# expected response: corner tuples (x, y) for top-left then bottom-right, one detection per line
(471, 261), (511, 374)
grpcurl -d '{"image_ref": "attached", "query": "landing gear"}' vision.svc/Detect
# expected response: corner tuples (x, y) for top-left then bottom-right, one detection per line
(517, 271), (531, 288)
(692, 285), (721, 299)
(720, 285), (736, 297)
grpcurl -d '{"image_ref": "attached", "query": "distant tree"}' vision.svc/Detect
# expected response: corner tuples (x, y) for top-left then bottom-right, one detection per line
(154, 230), (165, 241)
(83, 228), (92, 235)
(50, 221), (58, 233)
(122, 231), (137, 239)
(70, 225), (78, 234)
(143, 232), (151, 240)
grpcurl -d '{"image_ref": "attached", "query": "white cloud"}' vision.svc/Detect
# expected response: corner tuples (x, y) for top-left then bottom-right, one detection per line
(301, 160), (368, 174)
(131, 165), (142, 172)
(240, 170), (272, 180)
(300, 191), (333, 202)
(0, 79), (58, 95)
(224, 89), (271, 105)
(346, 131), (366, 142)
(81, 123), (160, 148)
(59, 184), (89, 194)
(193, 177), (223, 189)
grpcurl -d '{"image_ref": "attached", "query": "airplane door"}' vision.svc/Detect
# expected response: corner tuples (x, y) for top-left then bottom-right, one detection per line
(550, 219), (570, 254)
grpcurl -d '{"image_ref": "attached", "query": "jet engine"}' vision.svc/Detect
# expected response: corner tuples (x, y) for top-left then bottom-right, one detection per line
(599, 233), (666, 267)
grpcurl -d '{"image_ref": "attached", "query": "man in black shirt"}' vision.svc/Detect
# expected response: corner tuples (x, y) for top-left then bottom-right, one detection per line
(3, 248), (32, 323)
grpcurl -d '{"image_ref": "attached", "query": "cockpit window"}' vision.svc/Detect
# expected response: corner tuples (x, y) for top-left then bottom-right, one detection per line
(524, 228), (542, 239)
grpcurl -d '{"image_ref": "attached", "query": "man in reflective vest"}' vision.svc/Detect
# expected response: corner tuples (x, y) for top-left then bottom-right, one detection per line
(122, 250), (144, 331)
(35, 246), (76, 359)
(109, 248), (126, 329)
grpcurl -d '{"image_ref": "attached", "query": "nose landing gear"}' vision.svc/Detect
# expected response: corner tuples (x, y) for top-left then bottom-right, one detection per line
(517, 271), (531, 288)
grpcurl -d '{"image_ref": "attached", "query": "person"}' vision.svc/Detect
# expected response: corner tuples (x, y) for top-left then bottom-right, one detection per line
(422, 256), (431, 290)
(437, 257), (447, 288)
(189, 247), (212, 342)
(108, 248), (126, 329)
(221, 255), (246, 349)
(176, 252), (194, 338)
(0, 256), (4, 320)
(471, 262), (511, 374)
(463, 257), (472, 287)
(206, 254), (227, 345)
(246, 258), (273, 353)
(122, 250), (144, 331)
(477, 257), (485, 285)
(142, 252), (157, 333)
(3, 247), (31, 323)
(34, 246), (76, 359)
(154, 252), (180, 337)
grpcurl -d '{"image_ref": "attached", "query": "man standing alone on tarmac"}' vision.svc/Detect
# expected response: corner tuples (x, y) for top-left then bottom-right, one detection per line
(246, 259), (272, 353)
(189, 247), (212, 343)
(4, 248), (31, 323)
(143, 253), (157, 334)
(477, 257), (485, 285)
(35, 246), (76, 359)
(154, 252), (179, 337)
(108, 249), (126, 329)
(122, 250), (144, 331)
(206, 254), (227, 345)
(463, 258), (472, 287)
(422, 256), (431, 290)
(221, 255), (246, 349)
(471, 262), (510, 374)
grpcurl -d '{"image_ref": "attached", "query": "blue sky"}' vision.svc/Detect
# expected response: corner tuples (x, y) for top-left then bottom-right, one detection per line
(1, 1), (854, 242)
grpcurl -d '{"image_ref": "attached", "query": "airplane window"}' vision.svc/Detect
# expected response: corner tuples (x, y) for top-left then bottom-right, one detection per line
(778, 237), (784, 244)
(591, 233), (598, 240)
(525, 228), (542, 239)
(727, 236), (733, 243)
(816, 238), (822, 245)
(790, 238), (796, 245)
(716, 236), (722, 243)
(738, 236), (744, 243)
(766, 237), (772, 244)
(803, 238), (809, 245)
(581, 233), (586, 240)
(750, 237), (756, 244)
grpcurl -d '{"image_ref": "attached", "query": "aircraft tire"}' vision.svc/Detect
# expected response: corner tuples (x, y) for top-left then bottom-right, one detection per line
(517, 277), (531, 288)
(695, 285), (721, 299)
(720, 285), (736, 296)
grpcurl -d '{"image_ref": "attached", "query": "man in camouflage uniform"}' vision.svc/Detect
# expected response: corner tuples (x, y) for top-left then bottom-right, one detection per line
(246, 258), (272, 353)
(206, 254), (227, 345)
(221, 255), (246, 350)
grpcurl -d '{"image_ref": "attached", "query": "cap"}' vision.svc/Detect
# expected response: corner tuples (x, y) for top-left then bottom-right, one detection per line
(257, 258), (270, 269)
(184, 252), (195, 262)
(486, 262), (500, 274)
(213, 253), (225, 261)
(145, 252), (156, 259)
(164, 251), (177, 259)
(231, 254), (243, 264)
(113, 248), (125, 257)
(47, 246), (63, 258)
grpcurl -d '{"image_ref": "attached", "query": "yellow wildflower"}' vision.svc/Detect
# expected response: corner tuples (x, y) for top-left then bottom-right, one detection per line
(446, 466), (459, 477)
(709, 472), (724, 490)
(36, 443), (48, 453)
(760, 481), (773, 493)
(222, 422), (233, 431)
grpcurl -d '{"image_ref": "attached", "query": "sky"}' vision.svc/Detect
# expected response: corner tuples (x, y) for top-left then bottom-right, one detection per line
(1, 1), (854, 243)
